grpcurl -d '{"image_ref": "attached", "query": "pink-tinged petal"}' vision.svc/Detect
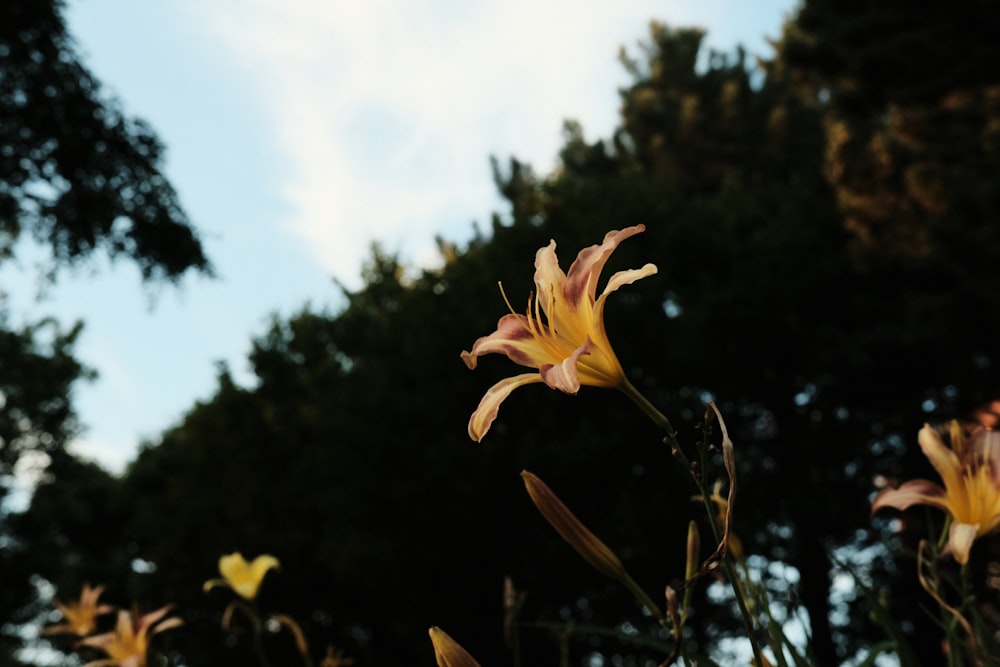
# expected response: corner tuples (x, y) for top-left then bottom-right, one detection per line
(918, 425), (964, 499)
(539, 341), (593, 393)
(593, 264), (659, 325)
(563, 225), (647, 307)
(468, 374), (541, 442)
(533, 241), (568, 313)
(461, 314), (542, 370)
(871, 479), (949, 514)
(977, 430), (1000, 488)
(947, 522), (980, 565)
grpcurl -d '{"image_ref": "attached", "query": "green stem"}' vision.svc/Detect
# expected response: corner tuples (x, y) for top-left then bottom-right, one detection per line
(622, 379), (766, 667)
(620, 378), (675, 437)
(619, 571), (667, 628)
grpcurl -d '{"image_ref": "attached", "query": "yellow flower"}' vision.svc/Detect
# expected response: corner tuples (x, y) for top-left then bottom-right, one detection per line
(461, 225), (657, 441)
(79, 605), (182, 667)
(42, 582), (115, 637)
(203, 552), (280, 600)
(872, 423), (1000, 565)
(429, 626), (482, 667)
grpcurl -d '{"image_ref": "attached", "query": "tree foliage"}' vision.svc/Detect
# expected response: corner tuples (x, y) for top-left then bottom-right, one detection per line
(0, 0), (211, 280)
(1, 0), (210, 661)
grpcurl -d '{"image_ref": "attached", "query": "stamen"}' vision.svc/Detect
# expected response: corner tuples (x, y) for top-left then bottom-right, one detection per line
(498, 281), (517, 315)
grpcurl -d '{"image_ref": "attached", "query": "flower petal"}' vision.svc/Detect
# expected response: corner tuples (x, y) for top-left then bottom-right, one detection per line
(871, 479), (949, 515)
(563, 225), (647, 308)
(539, 340), (592, 393)
(594, 264), (658, 326)
(250, 555), (281, 585)
(948, 521), (980, 565)
(918, 425), (964, 498)
(977, 429), (1000, 488)
(461, 314), (546, 370)
(533, 241), (568, 315)
(468, 374), (541, 442)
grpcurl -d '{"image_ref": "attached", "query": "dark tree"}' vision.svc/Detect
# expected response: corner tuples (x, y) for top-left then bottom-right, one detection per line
(1, 0), (211, 280)
(1, 0), (210, 661)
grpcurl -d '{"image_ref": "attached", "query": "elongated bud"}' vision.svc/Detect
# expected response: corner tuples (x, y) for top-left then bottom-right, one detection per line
(521, 470), (628, 582)
(685, 521), (700, 581)
(429, 627), (482, 667)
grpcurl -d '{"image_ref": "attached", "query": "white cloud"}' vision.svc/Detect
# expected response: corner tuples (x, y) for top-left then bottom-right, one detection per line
(180, 0), (791, 287)
(176, 1), (646, 285)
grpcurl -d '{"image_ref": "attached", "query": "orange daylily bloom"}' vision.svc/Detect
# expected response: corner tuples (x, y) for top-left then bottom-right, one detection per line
(461, 225), (657, 441)
(80, 605), (182, 667)
(203, 552), (280, 600)
(43, 583), (115, 637)
(429, 626), (482, 667)
(872, 423), (1000, 565)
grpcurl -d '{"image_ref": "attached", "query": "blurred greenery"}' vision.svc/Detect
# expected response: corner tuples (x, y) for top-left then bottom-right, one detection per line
(5, 0), (1000, 666)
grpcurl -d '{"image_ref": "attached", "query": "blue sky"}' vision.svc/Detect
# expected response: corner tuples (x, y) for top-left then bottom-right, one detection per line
(5, 0), (799, 474)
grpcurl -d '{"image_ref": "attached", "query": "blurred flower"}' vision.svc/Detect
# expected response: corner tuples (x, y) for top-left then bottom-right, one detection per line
(319, 645), (355, 667)
(203, 552), (280, 600)
(461, 225), (657, 441)
(80, 605), (181, 667)
(429, 626), (482, 667)
(42, 583), (115, 637)
(872, 423), (1000, 565)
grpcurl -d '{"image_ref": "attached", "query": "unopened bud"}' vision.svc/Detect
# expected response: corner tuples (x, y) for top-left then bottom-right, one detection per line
(521, 471), (628, 582)
(429, 627), (482, 667)
(685, 521), (700, 581)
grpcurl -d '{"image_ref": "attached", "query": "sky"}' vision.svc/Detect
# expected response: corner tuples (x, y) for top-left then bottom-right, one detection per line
(5, 0), (799, 475)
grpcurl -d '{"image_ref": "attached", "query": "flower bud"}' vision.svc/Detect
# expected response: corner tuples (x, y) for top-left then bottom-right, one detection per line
(429, 627), (482, 667)
(521, 471), (628, 582)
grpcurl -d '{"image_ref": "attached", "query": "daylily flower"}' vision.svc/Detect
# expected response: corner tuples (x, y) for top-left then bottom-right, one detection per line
(80, 605), (182, 667)
(872, 423), (1000, 565)
(42, 583), (115, 637)
(203, 552), (280, 600)
(461, 225), (657, 441)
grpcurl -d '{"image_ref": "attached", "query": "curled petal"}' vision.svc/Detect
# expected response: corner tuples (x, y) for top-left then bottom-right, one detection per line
(461, 314), (538, 370)
(594, 264), (658, 325)
(539, 340), (592, 393)
(601, 264), (660, 300)
(468, 374), (540, 442)
(871, 479), (949, 515)
(948, 522), (980, 565)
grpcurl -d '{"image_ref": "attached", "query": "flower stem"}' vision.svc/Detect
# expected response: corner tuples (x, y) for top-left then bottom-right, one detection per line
(620, 378), (675, 437)
(621, 380), (766, 667)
